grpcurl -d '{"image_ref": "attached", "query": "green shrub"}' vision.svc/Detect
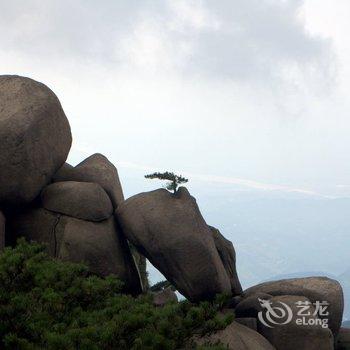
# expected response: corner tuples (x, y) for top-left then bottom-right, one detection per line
(0, 239), (233, 349)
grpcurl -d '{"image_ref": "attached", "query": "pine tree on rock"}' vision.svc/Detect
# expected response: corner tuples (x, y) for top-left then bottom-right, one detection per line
(145, 172), (188, 193)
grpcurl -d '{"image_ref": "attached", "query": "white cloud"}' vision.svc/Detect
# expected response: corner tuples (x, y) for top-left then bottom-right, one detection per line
(168, 0), (221, 32)
(0, 0), (333, 86)
(1, 0), (348, 198)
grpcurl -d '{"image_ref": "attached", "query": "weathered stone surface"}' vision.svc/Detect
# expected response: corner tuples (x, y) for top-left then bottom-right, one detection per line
(8, 207), (61, 256)
(193, 321), (275, 350)
(235, 292), (273, 318)
(258, 295), (334, 350)
(57, 216), (139, 289)
(244, 277), (344, 335)
(152, 288), (178, 307)
(337, 328), (350, 350)
(0, 211), (5, 250)
(226, 295), (243, 308)
(52, 154), (124, 208)
(0, 75), (72, 205)
(235, 317), (258, 331)
(209, 226), (243, 295)
(8, 208), (141, 294)
(41, 181), (113, 222)
(52, 162), (73, 181)
(116, 187), (232, 302)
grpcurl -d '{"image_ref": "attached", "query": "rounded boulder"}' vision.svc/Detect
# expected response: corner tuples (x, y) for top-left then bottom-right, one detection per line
(41, 181), (113, 222)
(53, 154), (124, 209)
(116, 187), (232, 302)
(193, 321), (275, 350)
(244, 276), (344, 336)
(0, 75), (72, 205)
(258, 295), (334, 350)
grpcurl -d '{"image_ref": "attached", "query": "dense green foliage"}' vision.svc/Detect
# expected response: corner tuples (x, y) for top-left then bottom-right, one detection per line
(145, 172), (188, 193)
(0, 240), (232, 349)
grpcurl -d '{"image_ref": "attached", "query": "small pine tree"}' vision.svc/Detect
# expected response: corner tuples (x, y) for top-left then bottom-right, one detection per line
(145, 171), (188, 193)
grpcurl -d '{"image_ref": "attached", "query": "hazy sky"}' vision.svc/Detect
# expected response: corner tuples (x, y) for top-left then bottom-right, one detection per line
(1, 0), (350, 198)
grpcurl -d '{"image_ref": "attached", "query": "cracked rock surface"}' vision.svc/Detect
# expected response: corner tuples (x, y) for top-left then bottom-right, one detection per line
(8, 207), (142, 294)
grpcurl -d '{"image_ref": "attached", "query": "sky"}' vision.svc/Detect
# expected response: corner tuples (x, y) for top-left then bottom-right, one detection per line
(1, 0), (350, 198)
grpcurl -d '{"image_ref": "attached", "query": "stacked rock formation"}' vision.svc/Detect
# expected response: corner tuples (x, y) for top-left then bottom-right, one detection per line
(0, 75), (346, 350)
(0, 75), (141, 294)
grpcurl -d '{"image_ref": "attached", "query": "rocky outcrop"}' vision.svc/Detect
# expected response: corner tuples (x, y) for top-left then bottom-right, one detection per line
(52, 162), (74, 180)
(193, 321), (275, 350)
(235, 292), (273, 318)
(57, 216), (137, 282)
(0, 76), (138, 294)
(8, 207), (61, 256)
(0, 76), (345, 349)
(258, 295), (334, 350)
(0, 75), (72, 205)
(41, 181), (113, 222)
(210, 226), (243, 295)
(235, 317), (258, 331)
(244, 277), (344, 335)
(8, 207), (142, 294)
(0, 211), (5, 251)
(116, 187), (234, 302)
(53, 154), (124, 208)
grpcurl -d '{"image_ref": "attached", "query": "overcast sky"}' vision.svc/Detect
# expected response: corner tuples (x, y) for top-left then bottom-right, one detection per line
(1, 0), (350, 198)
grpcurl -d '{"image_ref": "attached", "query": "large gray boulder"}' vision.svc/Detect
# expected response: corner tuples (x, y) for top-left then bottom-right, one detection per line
(41, 181), (113, 222)
(53, 154), (124, 208)
(244, 277), (344, 335)
(235, 292), (273, 318)
(116, 187), (233, 302)
(0, 75), (72, 205)
(57, 216), (136, 281)
(52, 162), (74, 180)
(0, 211), (5, 250)
(8, 207), (141, 294)
(258, 295), (334, 350)
(193, 321), (275, 349)
(8, 207), (60, 256)
(210, 226), (242, 295)
(235, 317), (258, 331)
